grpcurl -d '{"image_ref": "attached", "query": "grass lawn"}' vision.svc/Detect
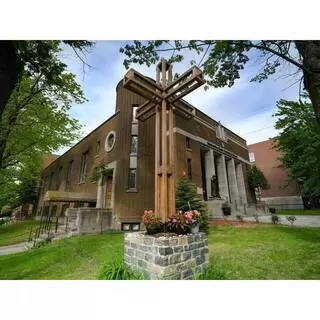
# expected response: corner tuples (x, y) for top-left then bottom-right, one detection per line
(0, 220), (40, 247)
(0, 225), (319, 279)
(277, 209), (320, 215)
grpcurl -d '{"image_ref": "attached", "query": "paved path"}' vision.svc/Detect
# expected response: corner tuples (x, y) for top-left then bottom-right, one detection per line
(243, 215), (320, 227)
(0, 243), (27, 256)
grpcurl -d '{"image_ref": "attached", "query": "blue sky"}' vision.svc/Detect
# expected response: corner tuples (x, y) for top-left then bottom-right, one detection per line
(59, 40), (301, 154)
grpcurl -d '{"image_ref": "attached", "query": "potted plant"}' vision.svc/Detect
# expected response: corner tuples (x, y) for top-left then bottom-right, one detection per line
(142, 210), (163, 235)
(167, 211), (190, 235)
(221, 201), (231, 216)
(185, 210), (203, 233)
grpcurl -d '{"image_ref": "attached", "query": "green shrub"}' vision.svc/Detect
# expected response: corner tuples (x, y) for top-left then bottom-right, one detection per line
(99, 261), (143, 280)
(286, 215), (296, 225)
(271, 215), (280, 224)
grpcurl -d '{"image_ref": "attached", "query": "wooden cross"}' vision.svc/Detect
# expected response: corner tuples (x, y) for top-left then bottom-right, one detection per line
(123, 59), (205, 222)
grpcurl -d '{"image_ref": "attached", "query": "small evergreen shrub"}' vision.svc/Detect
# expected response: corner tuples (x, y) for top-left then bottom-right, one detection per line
(175, 177), (209, 233)
(271, 215), (280, 224)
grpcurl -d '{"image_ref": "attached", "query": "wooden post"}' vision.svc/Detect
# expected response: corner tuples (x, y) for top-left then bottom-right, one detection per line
(123, 59), (204, 223)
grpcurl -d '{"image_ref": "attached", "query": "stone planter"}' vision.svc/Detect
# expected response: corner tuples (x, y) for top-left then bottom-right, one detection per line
(222, 207), (231, 216)
(124, 232), (209, 280)
(190, 225), (199, 234)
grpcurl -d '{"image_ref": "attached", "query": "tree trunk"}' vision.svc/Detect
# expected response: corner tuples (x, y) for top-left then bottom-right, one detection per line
(0, 41), (21, 168)
(295, 41), (320, 123)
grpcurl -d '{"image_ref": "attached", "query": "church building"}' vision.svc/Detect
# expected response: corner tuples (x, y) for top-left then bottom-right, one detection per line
(36, 76), (254, 231)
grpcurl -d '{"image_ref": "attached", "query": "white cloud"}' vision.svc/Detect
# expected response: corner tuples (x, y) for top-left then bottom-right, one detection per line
(56, 41), (302, 154)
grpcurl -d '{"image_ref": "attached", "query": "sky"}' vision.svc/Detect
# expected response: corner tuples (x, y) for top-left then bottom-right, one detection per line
(59, 40), (302, 154)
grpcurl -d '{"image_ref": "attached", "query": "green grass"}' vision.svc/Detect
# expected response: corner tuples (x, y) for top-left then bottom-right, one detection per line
(207, 225), (320, 279)
(0, 225), (319, 279)
(277, 209), (320, 215)
(0, 232), (123, 279)
(0, 220), (40, 247)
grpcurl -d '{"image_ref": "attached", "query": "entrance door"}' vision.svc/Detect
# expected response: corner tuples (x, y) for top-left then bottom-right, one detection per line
(105, 172), (113, 208)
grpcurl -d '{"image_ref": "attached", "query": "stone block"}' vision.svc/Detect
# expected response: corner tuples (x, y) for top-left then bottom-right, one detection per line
(154, 238), (169, 246)
(178, 236), (187, 246)
(187, 235), (195, 244)
(144, 237), (154, 246)
(159, 246), (174, 256)
(155, 256), (169, 267)
(125, 247), (133, 256)
(169, 253), (182, 265)
(138, 244), (147, 252)
(131, 242), (137, 249)
(196, 255), (205, 265)
(182, 252), (191, 261)
(197, 242), (205, 248)
(145, 252), (154, 263)
(173, 246), (183, 253)
(138, 259), (147, 268)
(192, 249), (200, 258)
(124, 240), (130, 247)
(168, 238), (178, 246)
(135, 250), (145, 259)
(182, 269), (193, 279)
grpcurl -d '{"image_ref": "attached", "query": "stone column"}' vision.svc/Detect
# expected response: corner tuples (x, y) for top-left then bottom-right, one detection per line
(227, 158), (240, 206)
(216, 154), (229, 201)
(204, 149), (215, 199)
(236, 162), (247, 204)
(96, 177), (106, 208)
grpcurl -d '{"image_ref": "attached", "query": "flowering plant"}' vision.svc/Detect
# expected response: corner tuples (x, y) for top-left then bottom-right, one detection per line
(184, 210), (202, 226)
(142, 210), (162, 228)
(167, 211), (190, 234)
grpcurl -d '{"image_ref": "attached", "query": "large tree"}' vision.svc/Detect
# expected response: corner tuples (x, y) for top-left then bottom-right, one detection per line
(0, 74), (83, 208)
(273, 99), (320, 197)
(120, 40), (320, 122)
(0, 40), (93, 168)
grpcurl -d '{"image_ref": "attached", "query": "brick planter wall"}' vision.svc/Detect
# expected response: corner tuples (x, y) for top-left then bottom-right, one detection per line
(124, 232), (209, 280)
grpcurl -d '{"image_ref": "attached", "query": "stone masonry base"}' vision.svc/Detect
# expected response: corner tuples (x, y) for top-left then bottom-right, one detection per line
(124, 232), (209, 280)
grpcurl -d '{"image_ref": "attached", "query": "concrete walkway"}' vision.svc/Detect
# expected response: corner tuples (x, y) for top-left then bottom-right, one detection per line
(243, 215), (320, 227)
(0, 243), (27, 256)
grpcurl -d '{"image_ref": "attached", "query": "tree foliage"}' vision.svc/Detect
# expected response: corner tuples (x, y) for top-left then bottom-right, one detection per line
(0, 40), (93, 169)
(248, 165), (269, 191)
(120, 40), (320, 122)
(273, 99), (320, 197)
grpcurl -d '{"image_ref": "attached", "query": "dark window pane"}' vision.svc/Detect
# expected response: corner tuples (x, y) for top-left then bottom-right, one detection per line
(128, 169), (137, 189)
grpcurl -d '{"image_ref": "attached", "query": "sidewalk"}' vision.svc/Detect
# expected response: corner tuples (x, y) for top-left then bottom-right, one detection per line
(0, 243), (27, 256)
(243, 215), (320, 227)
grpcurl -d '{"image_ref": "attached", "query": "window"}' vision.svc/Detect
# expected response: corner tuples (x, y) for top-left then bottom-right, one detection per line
(187, 159), (192, 180)
(216, 122), (227, 141)
(49, 172), (54, 190)
(131, 135), (138, 154)
(96, 141), (101, 154)
(80, 151), (89, 183)
(128, 168), (137, 189)
(249, 152), (255, 163)
(132, 104), (139, 122)
(105, 131), (116, 152)
(66, 160), (73, 190)
(186, 137), (191, 149)
(121, 223), (140, 231)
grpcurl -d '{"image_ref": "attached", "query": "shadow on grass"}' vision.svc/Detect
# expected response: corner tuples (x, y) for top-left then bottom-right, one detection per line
(276, 225), (320, 243)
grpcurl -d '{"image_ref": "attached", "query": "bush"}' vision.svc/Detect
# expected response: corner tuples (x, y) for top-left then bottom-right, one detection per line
(175, 177), (209, 233)
(286, 215), (296, 225)
(269, 208), (276, 214)
(271, 215), (280, 224)
(99, 261), (143, 280)
(236, 214), (243, 222)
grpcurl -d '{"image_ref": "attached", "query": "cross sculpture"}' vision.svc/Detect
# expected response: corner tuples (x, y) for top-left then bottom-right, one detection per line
(123, 59), (205, 222)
